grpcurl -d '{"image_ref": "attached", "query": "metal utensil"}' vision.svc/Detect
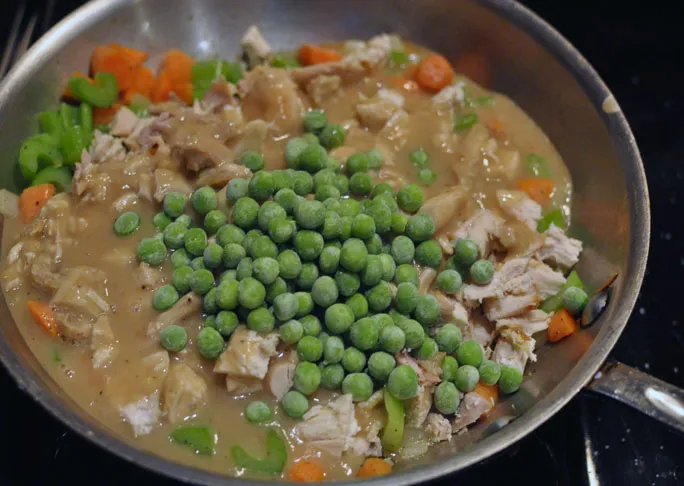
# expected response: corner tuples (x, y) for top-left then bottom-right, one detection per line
(0, 0), (665, 484)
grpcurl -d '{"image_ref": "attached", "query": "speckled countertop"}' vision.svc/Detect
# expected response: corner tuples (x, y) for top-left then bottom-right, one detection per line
(0, 1), (682, 485)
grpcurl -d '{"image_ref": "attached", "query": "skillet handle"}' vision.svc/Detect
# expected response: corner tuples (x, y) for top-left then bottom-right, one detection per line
(586, 360), (684, 434)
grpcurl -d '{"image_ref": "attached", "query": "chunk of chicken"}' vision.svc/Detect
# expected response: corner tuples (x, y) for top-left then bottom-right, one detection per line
(484, 293), (539, 321)
(495, 309), (551, 336)
(406, 385), (433, 427)
(153, 169), (193, 202)
(29, 253), (61, 293)
(230, 119), (270, 160)
(119, 393), (161, 437)
(51, 266), (109, 316)
(461, 309), (496, 348)
(225, 376), (263, 395)
(213, 326), (279, 380)
(239, 67), (304, 133)
(451, 391), (493, 432)
(452, 209), (505, 259)
(497, 190), (542, 230)
(55, 310), (92, 341)
(110, 106), (139, 137)
(136, 262), (166, 289)
(295, 394), (360, 458)
(535, 225), (583, 270)
(426, 413), (452, 443)
(91, 315), (117, 369)
(422, 185), (469, 233)
(194, 80), (239, 114)
(432, 81), (466, 111)
(378, 109), (410, 151)
(163, 363), (208, 424)
(90, 131), (126, 163)
(306, 75), (342, 105)
(265, 350), (298, 400)
(463, 257), (529, 303)
(147, 292), (202, 337)
(241, 25), (272, 68)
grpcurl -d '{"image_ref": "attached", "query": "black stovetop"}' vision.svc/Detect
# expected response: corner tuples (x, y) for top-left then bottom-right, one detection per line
(1, 1), (683, 485)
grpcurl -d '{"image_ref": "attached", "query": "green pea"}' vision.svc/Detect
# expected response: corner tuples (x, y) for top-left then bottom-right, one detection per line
(346, 152), (369, 174)
(365, 234), (383, 255)
(387, 365), (419, 400)
(281, 390), (309, 418)
(257, 201), (286, 232)
(241, 230), (263, 254)
(319, 246), (340, 275)
(296, 263), (319, 290)
(215, 310), (238, 336)
(269, 217), (296, 243)
(152, 285), (180, 311)
(297, 335), (323, 362)
(314, 168), (337, 188)
(391, 212), (408, 234)
(201, 243), (222, 269)
(435, 324), (462, 354)
(245, 400), (272, 424)
(285, 137), (309, 169)
(294, 362), (322, 395)
(266, 277), (289, 304)
(272, 170), (295, 191)
(298, 144), (328, 173)
(232, 197), (259, 229)
(320, 364), (345, 390)
(294, 231), (325, 261)
(452, 238), (479, 266)
(196, 327), (224, 359)
(498, 365), (523, 394)
(378, 254), (396, 282)
(415, 240), (443, 268)
(172, 266), (193, 294)
(321, 211), (342, 240)
(323, 303), (354, 335)
(300, 315), (321, 337)
(339, 238), (368, 273)
(171, 248), (192, 268)
(456, 340), (485, 367)
(273, 293), (299, 321)
(236, 257), (253, 280)
(250, 235), (278, 259)
(437, 270), (463, 294)
(414, 337), (438, 360)
(349, 172), (372, 196)
(216, 224), (245, 246)
(315, 184), (341, 202)
(331, 271), (357, 298)
(378, 325), (405, 354)
(397, 319), (425, 349)
(479, 360), (502, 385)
(342, 373), (374, 402)
(292, 171), (314, 196)
(246, 307), (274, 333)
(216, 279), (239, 310)
(417, 167), (437, 186)
(397, 184), (424, 213)
(350, 214), (374, 240)
(394, 282), (418, 314)
(366, 281), (392, 312)
(163, 192), (187, 218)
(394, 264), (419, 285)
(113, 211), (140, 237)
(279, 319), (303, 344)
(222, 243), (246, 269)
(319, 123), (345, 150)
(346, 294), (368, 320)
(311, 276), (338, 308)
(333, 174), (350, 195)
(405, 213), (435, 242)
(203, 209), (226, 235)
(162, 222), (185, 250)
(220, 269), (238, 283)
(202, 288), (218, 314)
(160, 325), (187, 352)
(248, 171), (275, 201)
(184, 228), (208, 256)
(322, 335), (345, 364)
(239, 150), (264, 172)
(409, 148), (428, 167)
(391, 235), (415, 265)
(342, 347), (366, 373)
(137, 237), (167, 266)
(371, 183), (394, 199)
(273, 188), (300, 214)
(338, 199), (361, 218)
(454, 365), (479, 392)
(368, 351), (396, 381)
(365, 148), (383, 170)
(365, 202), (392, 234)
(562, 286), (589, 315)
(274, 250), (300, 280)
(470, 259), (494, 285)
(191, 186), (217, 215)
(414, 294), (441, 326)
(434, 381), (460, 414)
(175, 214), (193, 228)
(238, 277), (266, 309)
(349, 317), (379, 351)
(323, 197), (342, 213)
(295, 199), (326, 229)
(442, 355), (459, 382)
(295, 292), (314, 317)
(226, 178), (249, 202)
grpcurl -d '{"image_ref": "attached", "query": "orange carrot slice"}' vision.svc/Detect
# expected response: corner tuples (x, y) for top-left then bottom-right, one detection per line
(415, 54), (454, 92)
(27, 300), (57, 336)
(516, 178), (556, 205)
(288, 460), (326, 482)
(298, 44), (343, 66)
(357, 458), (393, 478)
(19, 184), (55, 223)
(548, 309), (578, 342)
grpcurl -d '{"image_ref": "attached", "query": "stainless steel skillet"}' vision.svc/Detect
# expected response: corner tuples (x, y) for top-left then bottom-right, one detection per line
(0, 0), (674, 484)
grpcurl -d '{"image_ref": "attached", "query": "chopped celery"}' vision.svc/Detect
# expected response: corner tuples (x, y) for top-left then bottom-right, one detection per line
(380, 388), (405, 453)
(32, 166), (73, 193)
(454, 113), (479, 131)
(526, 153), (553, 178)
(170, 425), (216, 455)
(18, 133), (63, 181)
(540, 270), (584, 313)
(67, 72), (119, 108)
(231, 428), (287, 475)
(537, 208), (566, 233)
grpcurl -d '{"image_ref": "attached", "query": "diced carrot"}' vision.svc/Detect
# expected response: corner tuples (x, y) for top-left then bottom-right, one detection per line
(474, 382), (499, 406)
(356, 458), (393, 478)
(516, 178), (556, 205)
(298, 44), (343, 66)
(454, 52), (492, 88)
(27, 300), (57, 337)
(110, 43), (148, 65)
(415, 54), (454, 92)
(288, 460), (326, 482)
(162, 49), (194, 85)
(19, 184), (55, 223)
(63, 71), (92, 100)
(93, 103), (122, 125)
(151, 69), (173, 103)
(91, 45), (144, 91)
(548, 309), (578, 343)
(172, 82), (193, 105)
(122, 65), (155, 104)
(488, 119), (505, 138)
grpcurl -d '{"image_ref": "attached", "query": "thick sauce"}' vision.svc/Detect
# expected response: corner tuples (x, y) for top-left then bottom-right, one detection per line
(1, 37), (571, 480)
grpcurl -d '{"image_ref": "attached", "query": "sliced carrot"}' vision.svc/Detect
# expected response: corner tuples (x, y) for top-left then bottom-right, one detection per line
(288, 460), (326, 482)
(548, 309), (578, 343)
(19, 184), (55, 223)
(93, 103), (122, 125)
(454, 52), (492, 88)
(91, 45), (144, 91)
(172, 82), (193, 105)
(474, 382), (499, 406)
(298, 44), (343, 66)
(357, 458), (393, 478)
(162, 49), (194, 85)
(122, 65), (155, 104)
(151, 69), (173, 103)
(110, 43), (148, 65)
(415, 54), (454, 92)
(516, 178), (556, 205)
(488, 119), (505, 138)
(27, 300), (58, 336)
(63, 71), (92, 100)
